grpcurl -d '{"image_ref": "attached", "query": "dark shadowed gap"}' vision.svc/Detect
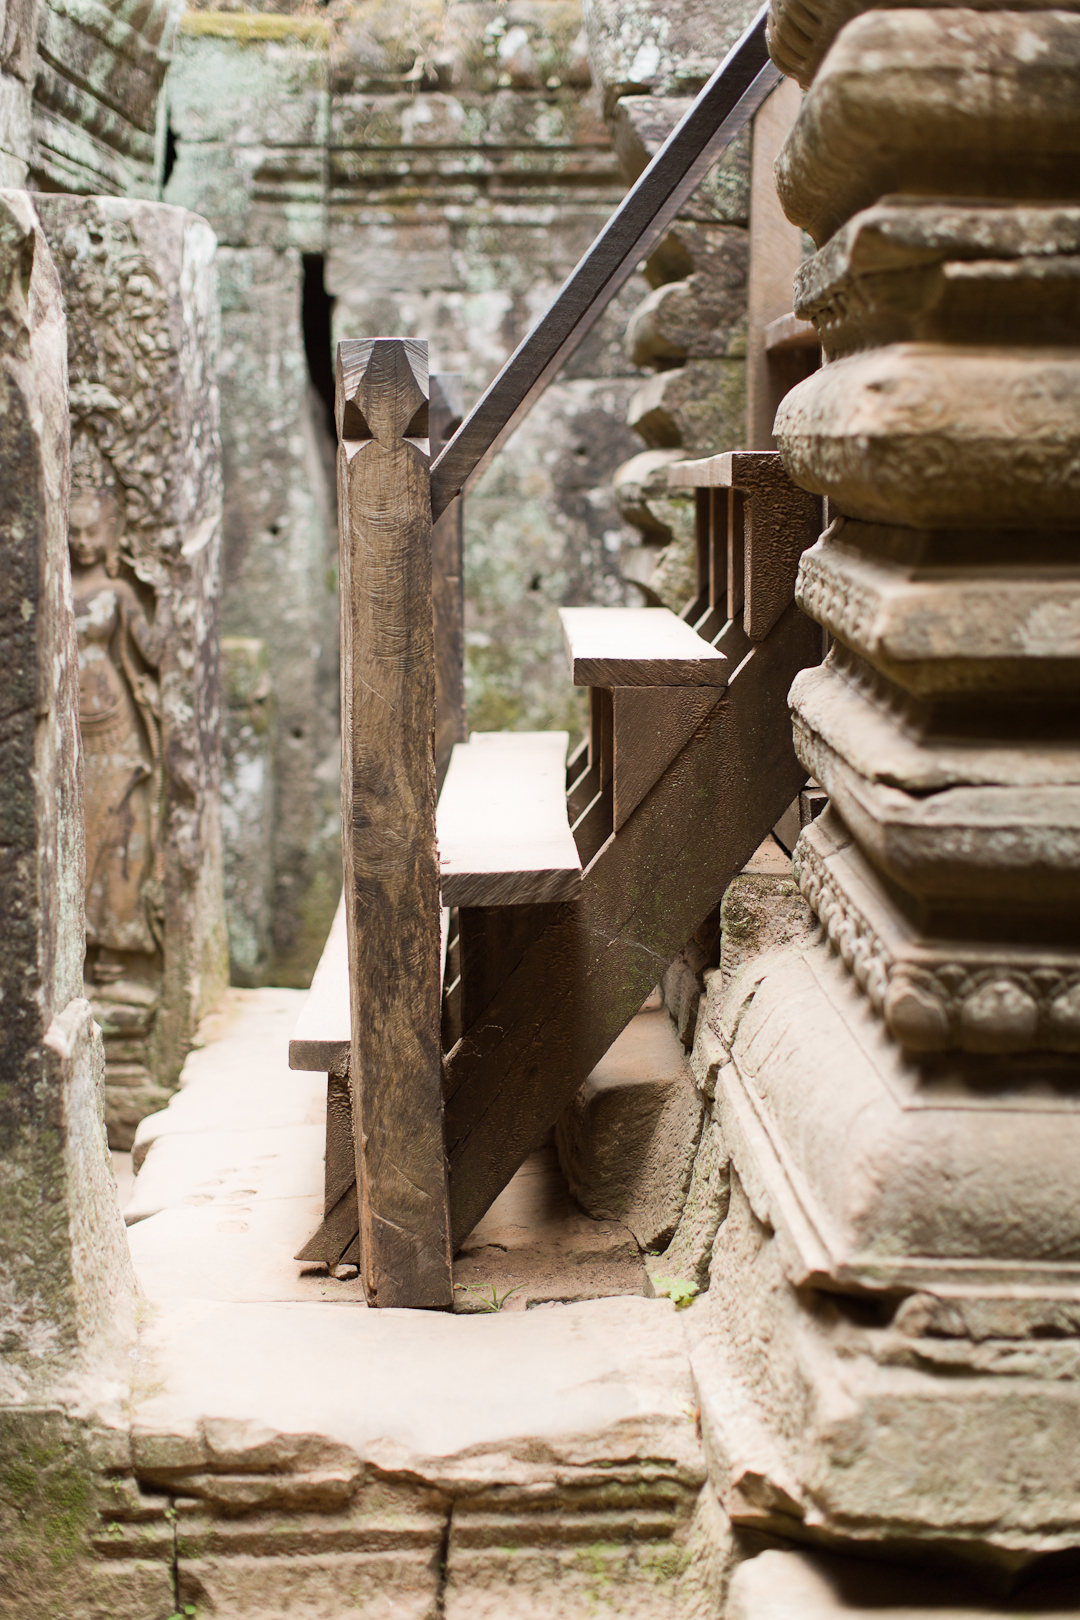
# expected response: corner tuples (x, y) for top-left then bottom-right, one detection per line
(302, 253), (337, 442)
(162, 122), (177, 187)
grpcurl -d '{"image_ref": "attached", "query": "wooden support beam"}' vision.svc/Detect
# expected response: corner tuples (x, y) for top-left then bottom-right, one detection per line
(336, 336), (452, 1309)
(431, 373), (466, 792)
(559, 606), (729, 687)
(437, 732), (582, 907)
(612, 686), (724, 832)
(669, 452), (820, 641)
(443, 602), (823, 1248)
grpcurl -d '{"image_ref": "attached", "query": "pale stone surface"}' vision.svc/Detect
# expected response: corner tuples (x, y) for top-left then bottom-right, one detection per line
(454, 1140), (647, 1310)
(35, 195), (229, 1148)
(133, 1293), (702, 1480)
(115, 987), (714, 1610)
(556, 1008), (702, 1250)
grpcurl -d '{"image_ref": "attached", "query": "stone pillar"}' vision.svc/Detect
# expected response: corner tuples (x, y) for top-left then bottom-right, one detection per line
(35, 195), (228, 1148)
(695, 1), (1080, 1572)
(0, 186), (137, 1412)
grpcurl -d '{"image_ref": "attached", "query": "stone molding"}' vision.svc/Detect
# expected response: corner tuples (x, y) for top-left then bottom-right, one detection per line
(794, 812), (1080, 1054)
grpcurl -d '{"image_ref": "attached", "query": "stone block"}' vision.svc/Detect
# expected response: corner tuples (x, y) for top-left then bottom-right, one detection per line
(775, 343), (1080, 529)
(177, 1549), (440, 1620)
(777, 10), (1080, 246)
(794, 200), (1080, 360)
(629, 357), (746, 455)
(583, 0), (761, 114)
(611, 94), (750, 222)
(556, 1008), (702, 1250)
(796, 516), (1080, 699)
(30, 0), (176, 197)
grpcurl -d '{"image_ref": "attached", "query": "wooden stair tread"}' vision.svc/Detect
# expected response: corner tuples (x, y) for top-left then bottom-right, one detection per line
(289, 893), (349, 1075)
(559, 606), (728, 687)
(438, 731), (583, 907)
(289, 896), (450, 1077)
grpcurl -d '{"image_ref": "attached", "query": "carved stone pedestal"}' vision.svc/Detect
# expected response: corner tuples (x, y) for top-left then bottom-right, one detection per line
(696, 0), (1080, 1578)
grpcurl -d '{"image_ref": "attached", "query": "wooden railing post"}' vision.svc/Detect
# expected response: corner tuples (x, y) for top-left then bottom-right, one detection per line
(336, 337), (452, 1309)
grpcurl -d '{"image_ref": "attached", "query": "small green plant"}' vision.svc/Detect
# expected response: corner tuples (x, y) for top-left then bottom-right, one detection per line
(455, 1282), (525, 1313)
(166, 1607), (197, 1619)
(652, 1275), (699, 1310)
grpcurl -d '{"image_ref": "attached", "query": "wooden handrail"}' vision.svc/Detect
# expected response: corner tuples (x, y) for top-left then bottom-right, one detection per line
(429, 4), (780, 521)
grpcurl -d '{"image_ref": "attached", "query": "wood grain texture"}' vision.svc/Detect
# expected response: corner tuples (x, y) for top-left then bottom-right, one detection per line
(337, 337), (452, 1308)
(612, 686), (725, 832)
(438, 732), (582, 907)
(443, 603), (823, 1248)
(669, 452), (820, 642)
(288, 891), (350, 1075)
(559, 607), (729, 687)
(428, 12), (780, 519)
(431, 374), (466, 792)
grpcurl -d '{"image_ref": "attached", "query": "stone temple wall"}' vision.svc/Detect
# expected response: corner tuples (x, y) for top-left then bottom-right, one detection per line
(35, 194), (229, 1147)
(581, 0), (761, 608)
(163, 0), (656, 984)
(0, 0), (181, 194)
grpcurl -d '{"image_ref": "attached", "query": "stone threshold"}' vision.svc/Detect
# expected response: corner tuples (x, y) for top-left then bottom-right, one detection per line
(110, 988), (713, 1617)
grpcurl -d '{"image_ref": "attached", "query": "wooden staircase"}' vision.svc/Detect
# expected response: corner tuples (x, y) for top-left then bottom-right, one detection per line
(287, 7), (826, 1307)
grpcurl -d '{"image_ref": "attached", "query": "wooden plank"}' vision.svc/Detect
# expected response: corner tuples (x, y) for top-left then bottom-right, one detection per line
(336, 336), (452, 1309)
(428, 11), (780, 520)
(289, 891), (350, 1075)
(443, 602), (823, 1249)
(669, 452), (820, 642)
(438, 732), (582, 907)
(431, 373), (466, 792)
(559, 607), (728, 687)
(612, 686), (724, 832)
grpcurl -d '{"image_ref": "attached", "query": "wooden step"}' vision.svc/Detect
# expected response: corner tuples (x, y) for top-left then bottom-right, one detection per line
(443, 602), (822, 1249)
(437, 731), (583, 907)
(559, 606), (728, 687)
(668, 451), (820, 642)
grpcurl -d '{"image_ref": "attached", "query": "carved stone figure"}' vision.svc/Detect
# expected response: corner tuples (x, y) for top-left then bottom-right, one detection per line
(70, 454), (165, 970)
(36, 195), (228, 1148)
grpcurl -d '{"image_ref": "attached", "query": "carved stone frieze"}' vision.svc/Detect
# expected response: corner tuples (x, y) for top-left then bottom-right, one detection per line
(35, 195), (227, 1148)
(797, 520), (1080, 696)
(794, 810), (1080, 1054)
